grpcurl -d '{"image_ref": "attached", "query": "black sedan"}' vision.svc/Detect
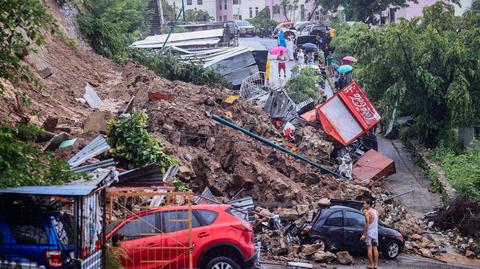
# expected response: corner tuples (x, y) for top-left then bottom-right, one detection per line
(302, 205), (404, 259)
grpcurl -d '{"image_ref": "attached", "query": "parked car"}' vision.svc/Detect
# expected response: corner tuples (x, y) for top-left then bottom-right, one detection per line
(235, 20), (256, 36)
(294, 21), (313, 32)
(301, 205), (404, 259)
(107, 204), (258, 269)
(0, 212), (75, 268)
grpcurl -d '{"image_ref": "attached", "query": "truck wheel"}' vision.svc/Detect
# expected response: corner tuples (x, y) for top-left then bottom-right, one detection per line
(206, 257), (241, 269)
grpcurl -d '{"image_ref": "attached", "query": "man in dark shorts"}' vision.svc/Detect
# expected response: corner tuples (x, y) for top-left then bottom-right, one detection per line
(361, 199), (379, 269)
(277, 50), (287, 78)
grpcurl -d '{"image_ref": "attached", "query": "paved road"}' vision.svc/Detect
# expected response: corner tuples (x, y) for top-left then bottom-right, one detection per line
(261, 254), (480, 269)
(376, 136), (442, 218)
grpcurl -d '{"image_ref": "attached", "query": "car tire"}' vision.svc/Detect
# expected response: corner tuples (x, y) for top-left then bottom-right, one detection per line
(206, 256), (241, 269)
(383, 241), (401, 259)
(312, 238), (328, 252)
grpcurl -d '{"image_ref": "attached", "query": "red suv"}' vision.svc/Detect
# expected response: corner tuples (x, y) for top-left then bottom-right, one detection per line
(106, 204), (258, 269)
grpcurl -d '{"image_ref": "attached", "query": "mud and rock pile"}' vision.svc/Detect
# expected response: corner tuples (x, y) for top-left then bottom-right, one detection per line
(129, 69), (373, 205)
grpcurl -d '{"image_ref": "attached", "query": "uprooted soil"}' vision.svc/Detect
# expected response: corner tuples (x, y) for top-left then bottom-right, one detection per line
(129, 63), (372, 204)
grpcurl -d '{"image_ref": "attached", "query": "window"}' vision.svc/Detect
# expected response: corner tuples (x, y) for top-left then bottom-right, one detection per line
(224, 0), (227, 9)
(117, 213), (160, 240)
(196, 210), (219, 225)
(324, 211), (343, 227)
(233, 0), (239, 4)
(7, 217), (48, 245)
(162, 210), (201, 233)
(197, 0), (203, 4)
(345, 211), (365, 228)
(300, 5), (305, 20)
(224, 15), (227, 21)
(187, 0), (192, 5)
(273, 5), (280, 15)
(239, 15), (242, 20)
(219, 0), (222, 10)
(249, 7), (253, 18)
(255, 7), (259, 16)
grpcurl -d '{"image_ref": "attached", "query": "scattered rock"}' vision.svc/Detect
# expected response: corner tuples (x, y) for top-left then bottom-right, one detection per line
(274, 208), (299, 220)
(313, 251), (337, 263)
(301, 244), (323, 256)
(336, 251), (353, 265)
(465, 250), (475, 259)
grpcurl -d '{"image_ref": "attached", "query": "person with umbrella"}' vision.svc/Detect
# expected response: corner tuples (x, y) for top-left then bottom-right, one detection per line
(277, 50), (287, 79)
(278, 30), (287, 47)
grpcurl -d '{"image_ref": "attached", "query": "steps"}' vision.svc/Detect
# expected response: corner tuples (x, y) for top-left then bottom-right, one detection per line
(149, 0), (162, 35)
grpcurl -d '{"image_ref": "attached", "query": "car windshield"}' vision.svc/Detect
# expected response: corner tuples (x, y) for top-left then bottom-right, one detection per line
(236, 21), (251, 26)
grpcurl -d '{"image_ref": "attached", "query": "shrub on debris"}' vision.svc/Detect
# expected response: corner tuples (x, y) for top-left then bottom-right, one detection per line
(285, 66), (323, 104)
(107, 111), (177, 171)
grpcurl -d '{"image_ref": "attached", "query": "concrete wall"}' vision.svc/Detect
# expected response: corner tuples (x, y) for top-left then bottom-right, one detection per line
(232, 0), (265, 20)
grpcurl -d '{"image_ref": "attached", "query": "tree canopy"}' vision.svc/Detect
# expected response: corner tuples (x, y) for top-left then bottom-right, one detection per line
(307, 0), (413, 24)
(335, 2), (480, 148)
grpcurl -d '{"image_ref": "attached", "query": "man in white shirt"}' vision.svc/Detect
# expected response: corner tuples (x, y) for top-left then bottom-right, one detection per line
(361, 199), (379, 269)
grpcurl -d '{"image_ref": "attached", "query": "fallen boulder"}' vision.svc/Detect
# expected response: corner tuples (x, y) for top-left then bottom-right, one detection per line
(313, 251), (337, 263)
(336, 251), (353, 265)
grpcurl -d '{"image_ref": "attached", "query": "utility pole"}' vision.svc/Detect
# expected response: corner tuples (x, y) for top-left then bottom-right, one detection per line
(157, 0), (165, 25)
(182, 0), (186, 21)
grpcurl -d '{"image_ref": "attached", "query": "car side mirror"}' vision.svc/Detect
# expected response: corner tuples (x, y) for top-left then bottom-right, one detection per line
(112, 233), (124, 247)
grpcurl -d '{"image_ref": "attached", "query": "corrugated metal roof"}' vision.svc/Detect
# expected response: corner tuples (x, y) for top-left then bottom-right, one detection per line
(0, 168), (116, 196)
(72, 158), (116, 173)
(68, 135), (110, 168)
(115, 163), (163, 186)
(131, 29), (224, 47)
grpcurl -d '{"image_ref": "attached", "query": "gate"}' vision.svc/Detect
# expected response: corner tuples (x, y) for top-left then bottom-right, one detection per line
(106, 187), (194, 269)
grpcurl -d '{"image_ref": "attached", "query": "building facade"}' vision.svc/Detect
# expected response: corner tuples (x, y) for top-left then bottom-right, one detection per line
(380, 0), (474, 24)
(166, 0), (218, 21)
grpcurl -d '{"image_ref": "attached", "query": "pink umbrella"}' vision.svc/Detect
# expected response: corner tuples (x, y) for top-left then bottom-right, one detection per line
(270, 46), (288, 55)
(342, 56), (357, 63)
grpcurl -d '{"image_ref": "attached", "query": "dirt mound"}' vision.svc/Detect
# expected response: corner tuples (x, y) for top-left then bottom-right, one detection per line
(129, 73), (372, 204)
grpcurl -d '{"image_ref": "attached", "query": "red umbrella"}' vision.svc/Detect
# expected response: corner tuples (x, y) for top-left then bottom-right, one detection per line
(342, 56), (357, 63)
(270, 46), (288, 55)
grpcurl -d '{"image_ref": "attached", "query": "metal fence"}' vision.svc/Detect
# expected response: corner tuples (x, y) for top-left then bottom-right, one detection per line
(106, 188), (194, 269)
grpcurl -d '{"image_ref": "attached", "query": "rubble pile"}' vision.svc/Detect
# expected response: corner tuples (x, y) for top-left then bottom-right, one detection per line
(129, 67), (374, 204)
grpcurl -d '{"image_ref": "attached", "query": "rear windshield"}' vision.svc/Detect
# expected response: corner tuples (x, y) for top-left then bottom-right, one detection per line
(6, 217), (48, 245)
(236, 21), (251, 26)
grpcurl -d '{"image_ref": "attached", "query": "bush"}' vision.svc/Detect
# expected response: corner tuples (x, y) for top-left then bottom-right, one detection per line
(107, 111), (177, 171)
(130, 49), (225, 87)
(285, 66), (323, 104)
(77, 0), (150, 62)
(0, 123), (81, 187)
(435, 196), (480, 238)
(0, 0), (55, 92)
(430, 147), (480, 201)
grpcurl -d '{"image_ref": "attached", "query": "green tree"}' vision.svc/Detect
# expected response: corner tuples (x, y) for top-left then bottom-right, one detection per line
(344, 2), (480, 147)
(281, 0), (291, 21)
(306, 0), (413, 24)
(77, 0), (150, 62)
(184, 8), (212, 21)
(0, 0), (55, 92)
(248, 7), (277, 29)
(285, 66), (323, 103)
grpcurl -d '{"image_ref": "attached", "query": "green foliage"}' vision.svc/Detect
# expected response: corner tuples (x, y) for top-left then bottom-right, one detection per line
(336, 2), (480, 148)
(161, 0), (175, 21)
(77, 0), (150, 62)
(430, 147), (480, 201)
(0, 0), (55, 92)
(306, 0), (412, 24)
(285, 66), (323, 103)
(107, 112), (177, 171)
(130, 49), (225, 87)
(172, 178), (191, 192)
(0, 123), (81, 188)
(248, 8), (277, 30)
(329, 22), (369, 62)
(184, 8), (212, 21)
